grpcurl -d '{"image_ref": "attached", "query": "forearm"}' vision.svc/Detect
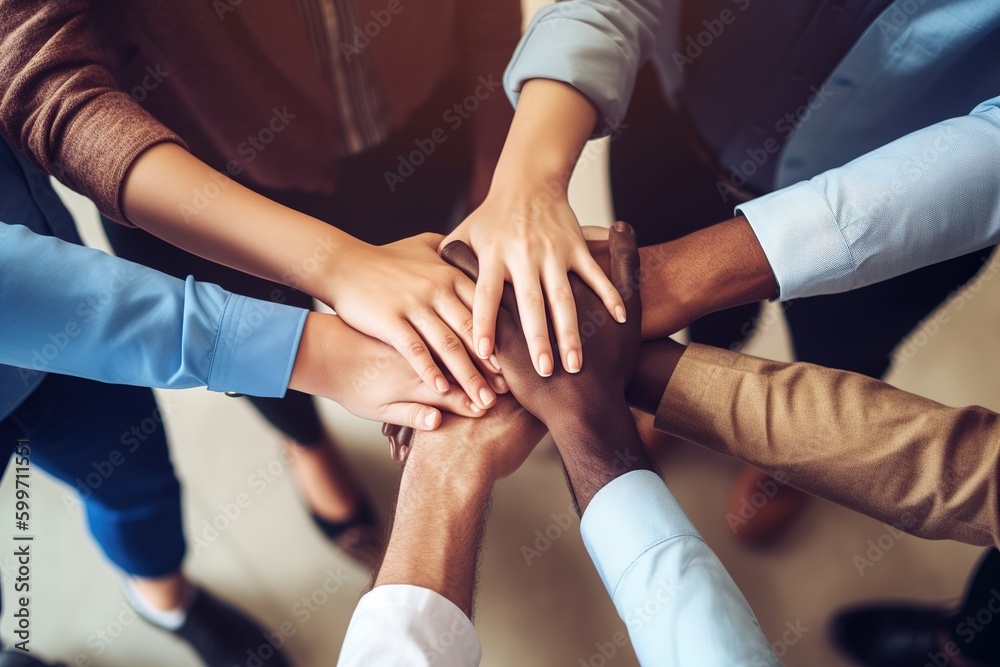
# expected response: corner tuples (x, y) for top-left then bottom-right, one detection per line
(0, 222), (304, 396)
(738, 97), (1000, 301)
(374, 456), (492, 618)
(550, 405), (654, 514)
(121, 143), (359, 304)
(638, 216), (778, 339)
(657, 343), (1000, 547)
(489, 79), (597, 199)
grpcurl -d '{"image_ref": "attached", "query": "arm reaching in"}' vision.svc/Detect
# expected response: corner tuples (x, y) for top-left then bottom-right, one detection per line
(0, 0), (498, 410)
(337, 397), (546, 666)
(0, 221), (480, 430)
(441, 223), (780, 666)
(442, 80), (624, 378)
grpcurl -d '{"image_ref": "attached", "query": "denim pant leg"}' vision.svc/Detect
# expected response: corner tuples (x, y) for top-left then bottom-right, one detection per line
(0, 374), (185, 578)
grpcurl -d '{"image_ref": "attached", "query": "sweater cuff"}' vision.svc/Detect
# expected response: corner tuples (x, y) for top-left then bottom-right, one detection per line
(59, 91), (186, 225)
(206, 293), (307, 398)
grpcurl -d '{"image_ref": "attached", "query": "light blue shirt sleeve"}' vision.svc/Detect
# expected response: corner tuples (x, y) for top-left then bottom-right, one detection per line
(738, 96), (1000, 300)
(0, 222), (306, 397)
(581, 470), (780, 667)
(504, 0), (672, 134)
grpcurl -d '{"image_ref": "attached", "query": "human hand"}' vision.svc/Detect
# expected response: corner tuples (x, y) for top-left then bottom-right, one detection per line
(325, 233), (503, 411)
(288, 312), (485, 431)
(386, 393), (546, 487)
(441, 222), (642, 434)
(441, 185), (625, 380)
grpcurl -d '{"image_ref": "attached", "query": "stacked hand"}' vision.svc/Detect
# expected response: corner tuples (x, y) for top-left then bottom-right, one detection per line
(382, 222), (648, 503)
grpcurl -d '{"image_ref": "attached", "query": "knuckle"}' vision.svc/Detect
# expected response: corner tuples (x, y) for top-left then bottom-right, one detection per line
(405, 340), (429, 360)
(440, 333), (462, 354)
(459, 318), (475, 341)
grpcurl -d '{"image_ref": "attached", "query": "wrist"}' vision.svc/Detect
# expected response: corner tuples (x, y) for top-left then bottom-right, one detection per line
(550, 403), (653, 514)
(403, 438), (495, 502)
(287, 312), (349, 402)
(307, 233), (368, 307)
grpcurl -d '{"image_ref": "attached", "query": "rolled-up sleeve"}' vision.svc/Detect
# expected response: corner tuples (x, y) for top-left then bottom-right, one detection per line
(738, 97), (1000, 300)
(503, 0), (668, 135)
(0, 222), (305, 397)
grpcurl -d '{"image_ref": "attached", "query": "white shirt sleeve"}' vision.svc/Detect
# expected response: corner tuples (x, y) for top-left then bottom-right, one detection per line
(337, 584), (482, 667)
(581, 470), (781, 666)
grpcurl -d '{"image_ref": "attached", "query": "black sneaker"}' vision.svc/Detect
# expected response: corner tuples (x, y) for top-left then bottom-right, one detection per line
(154, 587), (291, 667)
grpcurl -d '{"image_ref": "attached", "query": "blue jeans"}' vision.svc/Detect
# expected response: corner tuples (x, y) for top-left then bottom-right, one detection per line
(0, 373), (185, 577)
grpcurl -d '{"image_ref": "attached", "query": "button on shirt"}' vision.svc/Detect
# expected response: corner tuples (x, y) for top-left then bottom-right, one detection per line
(504, 0), (1000, 301)
(337, 471), (779, 666)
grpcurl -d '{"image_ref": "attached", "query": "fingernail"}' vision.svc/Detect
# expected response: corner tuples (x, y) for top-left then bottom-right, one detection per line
(537, 352), (553, 377)
(435, 376), (449, 394)
(615, 306), (627, 324)
(424, 412), (437, 428)
(469, 402), (482, 414)
(493, 375), (509, 393)
(477, 337), (491, 359)
(566, 350), (581, 373)
(613, 221), (631, 234)
(489, 354), (501, 371)
(479, 387), (495, 407)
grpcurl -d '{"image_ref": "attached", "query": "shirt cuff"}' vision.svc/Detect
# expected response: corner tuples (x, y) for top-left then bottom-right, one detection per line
(580, 470), (702, 598)
(206, 290), (307, 398)
(504, 10), (632, 137)
(736, 180), (857, 300)
(340, 585), (481, 667)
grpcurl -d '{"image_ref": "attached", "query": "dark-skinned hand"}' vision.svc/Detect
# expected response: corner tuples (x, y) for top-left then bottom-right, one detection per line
(439, 222), (642, 434)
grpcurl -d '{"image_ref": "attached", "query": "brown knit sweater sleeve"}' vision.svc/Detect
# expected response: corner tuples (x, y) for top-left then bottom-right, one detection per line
(0, 0), (184, 224)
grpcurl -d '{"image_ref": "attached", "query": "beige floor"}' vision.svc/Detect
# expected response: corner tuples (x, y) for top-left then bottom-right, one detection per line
(3, 4), (1000, 664)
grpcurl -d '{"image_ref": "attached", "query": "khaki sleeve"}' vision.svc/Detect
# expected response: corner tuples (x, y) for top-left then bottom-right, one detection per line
(655, 343), (1000, 547)
(0, 0), (184, 223)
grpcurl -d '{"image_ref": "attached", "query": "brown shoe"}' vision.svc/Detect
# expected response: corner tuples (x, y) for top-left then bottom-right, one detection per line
(726, 464), (808, 546)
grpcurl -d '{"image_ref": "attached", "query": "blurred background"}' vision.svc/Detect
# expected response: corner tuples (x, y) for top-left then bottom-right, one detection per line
(2, 1), (999, 665)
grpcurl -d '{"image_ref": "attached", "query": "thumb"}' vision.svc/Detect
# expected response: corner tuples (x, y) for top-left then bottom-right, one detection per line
(382, 403), (443, 431)
(609, 221), (640, 322)
(440, 240), (481, 283)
